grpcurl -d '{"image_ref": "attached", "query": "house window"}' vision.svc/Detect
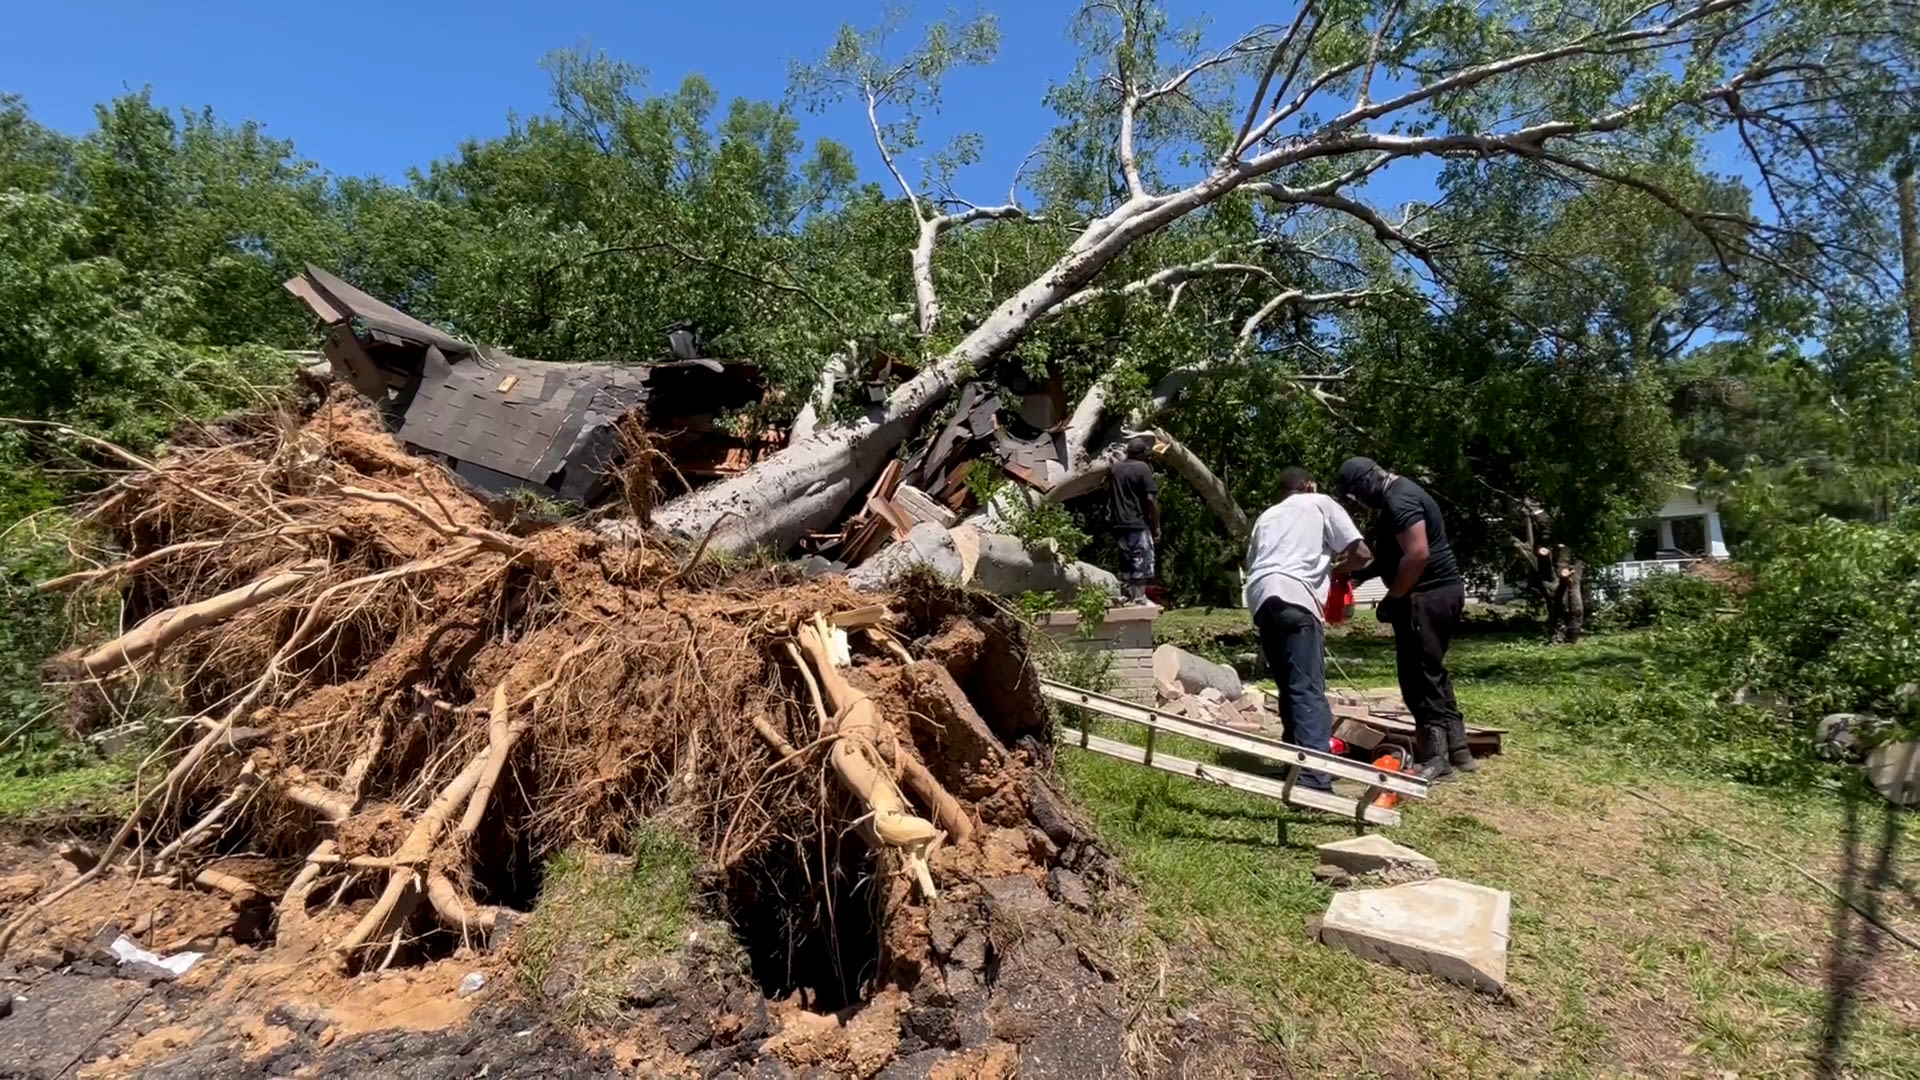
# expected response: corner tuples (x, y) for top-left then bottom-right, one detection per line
(1670, 516), (1707, 555)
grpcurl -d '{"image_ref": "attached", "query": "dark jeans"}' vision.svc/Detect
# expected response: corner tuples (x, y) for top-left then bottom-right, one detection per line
(1381, 582), (1467, 760)
(1114, 528), (1155, 601)
(1253, 597), (1333, 792)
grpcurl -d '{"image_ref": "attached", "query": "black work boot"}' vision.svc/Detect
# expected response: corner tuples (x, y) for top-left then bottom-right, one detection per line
(1447, 717), (1478, 773)
(1412, 725), (1456, 784)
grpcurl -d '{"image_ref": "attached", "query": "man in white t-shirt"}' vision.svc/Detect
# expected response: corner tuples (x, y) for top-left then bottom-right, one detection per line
(1244, 468), (1372, 791)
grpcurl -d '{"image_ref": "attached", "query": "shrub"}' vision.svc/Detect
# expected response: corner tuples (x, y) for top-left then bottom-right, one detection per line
(1593, 569), (1733, 631)
(1717, 512), (1920, 727)
(1550, 511), (1920, 786)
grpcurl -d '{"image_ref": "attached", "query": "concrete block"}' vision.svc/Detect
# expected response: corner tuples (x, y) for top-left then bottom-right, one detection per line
(1315, 835), (1439, 880)
(1318, 878), (1510, 994)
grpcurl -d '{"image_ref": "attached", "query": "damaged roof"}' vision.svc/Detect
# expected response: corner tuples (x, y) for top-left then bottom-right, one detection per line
(291, 264), (474, 356)
(396, 346), (650, 487)
(283, 266), (769, 500)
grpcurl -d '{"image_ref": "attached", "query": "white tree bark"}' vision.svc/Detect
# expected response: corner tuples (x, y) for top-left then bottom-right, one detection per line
(787, 350), (853, 443)
(1150, 428), (1251, 541)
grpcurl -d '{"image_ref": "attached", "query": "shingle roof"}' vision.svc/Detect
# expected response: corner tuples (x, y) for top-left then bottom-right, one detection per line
(300, 264), (473, 356)
(395, 347), (650, 484)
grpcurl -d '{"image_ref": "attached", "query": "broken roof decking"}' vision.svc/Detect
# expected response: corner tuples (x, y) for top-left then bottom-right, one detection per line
(284, 266), (770, 499)
(295, 264), (474, 356)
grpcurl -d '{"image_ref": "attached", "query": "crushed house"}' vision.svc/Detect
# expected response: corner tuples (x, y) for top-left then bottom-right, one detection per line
(283, 265), (777, 505)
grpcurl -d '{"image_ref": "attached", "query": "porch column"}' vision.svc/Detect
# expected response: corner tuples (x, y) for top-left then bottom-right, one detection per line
(1657, 517), (1676, 551)
(1706, 510), (1729, 557)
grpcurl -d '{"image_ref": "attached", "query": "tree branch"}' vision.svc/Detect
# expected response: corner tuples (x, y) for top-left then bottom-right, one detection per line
(1239, 287), (1385, 344)
(913, 204), (1028, 334)
(1049, 258), (1278, 316)
(866, 84), (921, 218)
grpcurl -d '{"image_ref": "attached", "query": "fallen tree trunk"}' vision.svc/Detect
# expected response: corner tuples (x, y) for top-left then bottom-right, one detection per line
(849, 522), (1118, 597)
(647, 175), (1274, 555)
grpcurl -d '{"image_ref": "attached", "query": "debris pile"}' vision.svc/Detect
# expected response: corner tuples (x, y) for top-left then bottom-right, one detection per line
(12, 389), (1133, 1076)
(809, 380), (1088, 570)
(286, 265), (782, 509)
(1152, 644), (1276, 733)
(289, 264), (1116, 591)
(1327, 689), (1507, 760)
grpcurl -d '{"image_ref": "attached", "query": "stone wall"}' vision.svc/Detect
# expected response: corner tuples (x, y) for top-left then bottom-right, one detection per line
(1032, 604), (1160, 701)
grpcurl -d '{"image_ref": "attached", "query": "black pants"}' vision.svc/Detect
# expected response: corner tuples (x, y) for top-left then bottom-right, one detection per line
(1382, 582), (1466, 760)
(1253, 597), (1333, 792)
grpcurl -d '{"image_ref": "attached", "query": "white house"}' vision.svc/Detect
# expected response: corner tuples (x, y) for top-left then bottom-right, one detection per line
(1611, 483), (1729, 585)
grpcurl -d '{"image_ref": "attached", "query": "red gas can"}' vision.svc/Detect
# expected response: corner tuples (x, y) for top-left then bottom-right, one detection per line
(1325, 576), (1355, 624)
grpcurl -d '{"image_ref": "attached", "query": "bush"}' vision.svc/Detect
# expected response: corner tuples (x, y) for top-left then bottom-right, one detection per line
(1593, 569), (1733, 631)
(1718, 512), (1920, 726)
(0, 520), (94, 777)
(1550, 511), (1920, 786)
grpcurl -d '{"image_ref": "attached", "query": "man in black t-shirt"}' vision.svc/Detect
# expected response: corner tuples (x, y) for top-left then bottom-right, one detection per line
(1107, 437), (1161, 604)
(1335, 457), (1475, 781)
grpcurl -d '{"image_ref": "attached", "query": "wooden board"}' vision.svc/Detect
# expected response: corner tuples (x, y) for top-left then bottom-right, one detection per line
(1348, 712), (1505, 757)
(1288, 691), (1505, 756)
(1068, 731), (1402, 826)
(892, 484), (958, 529)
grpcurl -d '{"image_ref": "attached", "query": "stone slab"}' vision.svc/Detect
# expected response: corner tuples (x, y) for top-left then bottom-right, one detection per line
(1316, 835), (1439, 879)
(1867, 740), (1920, 806)
(1318, 878), (1510, 994)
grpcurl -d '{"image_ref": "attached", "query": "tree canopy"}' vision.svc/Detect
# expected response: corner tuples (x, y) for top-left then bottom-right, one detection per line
(2, 0), (1917, 620)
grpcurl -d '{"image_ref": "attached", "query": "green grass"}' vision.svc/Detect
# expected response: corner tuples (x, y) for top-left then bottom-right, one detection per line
(515, 821), (707, 1023)
(1066, 614), (1920, 1079)
(0, 756), (133, 824)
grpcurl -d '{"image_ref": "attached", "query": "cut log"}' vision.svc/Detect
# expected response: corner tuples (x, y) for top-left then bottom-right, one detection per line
(76, 560), (326, 677)
(1153, 644), (1244, 701)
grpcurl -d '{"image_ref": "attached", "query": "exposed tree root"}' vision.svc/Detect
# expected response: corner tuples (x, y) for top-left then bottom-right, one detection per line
(12, 390), (1093, 1052)
(795, 615), (941, 899)
(75, 559), (326, 677)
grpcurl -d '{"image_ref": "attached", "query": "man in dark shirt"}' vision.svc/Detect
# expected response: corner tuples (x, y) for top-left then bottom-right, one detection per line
(1108, 437), (1161, 604)
(1334, 457), (1475, 781)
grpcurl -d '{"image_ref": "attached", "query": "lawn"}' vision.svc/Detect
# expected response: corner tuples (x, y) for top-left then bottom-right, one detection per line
(1066, 614), (1920, 1079)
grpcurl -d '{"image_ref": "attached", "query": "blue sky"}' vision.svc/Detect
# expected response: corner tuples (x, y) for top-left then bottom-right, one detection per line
(0, 1), (1200, 191)
(4, 0), (1768, 240)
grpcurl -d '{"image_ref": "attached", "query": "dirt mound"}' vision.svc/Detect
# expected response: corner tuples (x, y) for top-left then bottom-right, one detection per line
(6, 391), (1134, 1077)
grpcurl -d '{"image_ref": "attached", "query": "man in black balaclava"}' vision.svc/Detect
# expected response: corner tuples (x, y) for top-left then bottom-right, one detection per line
(1334, 458), (1475, 781)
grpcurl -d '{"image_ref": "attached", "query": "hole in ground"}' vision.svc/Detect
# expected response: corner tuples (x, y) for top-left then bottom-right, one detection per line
(721, 826), (885, 1012)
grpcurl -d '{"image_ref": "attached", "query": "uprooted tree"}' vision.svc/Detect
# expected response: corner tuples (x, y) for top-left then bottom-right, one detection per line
(647, 0), (1918, 556)
(3, 394), (1130, 1071)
